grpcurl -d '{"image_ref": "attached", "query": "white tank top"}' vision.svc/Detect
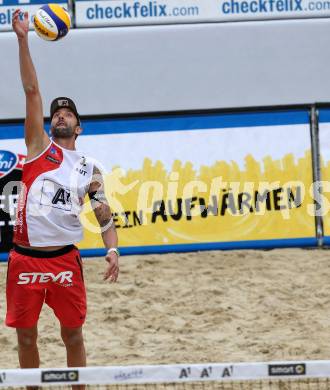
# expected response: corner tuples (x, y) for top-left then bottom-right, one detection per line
(14, 141), (94, 247)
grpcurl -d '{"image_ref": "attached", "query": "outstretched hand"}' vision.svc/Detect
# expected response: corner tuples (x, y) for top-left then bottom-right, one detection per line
(104, 252), (119, 283)
(12, 9), (29, 39)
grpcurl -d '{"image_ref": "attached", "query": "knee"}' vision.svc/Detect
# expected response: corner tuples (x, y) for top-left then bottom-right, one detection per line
(61, 327), (84, 347)
(16, 328), (38, 349)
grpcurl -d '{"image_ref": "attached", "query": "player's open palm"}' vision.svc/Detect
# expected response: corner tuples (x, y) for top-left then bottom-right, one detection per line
(12, 10), (29, 39)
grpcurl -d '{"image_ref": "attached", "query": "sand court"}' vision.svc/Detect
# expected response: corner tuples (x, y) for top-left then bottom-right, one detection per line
(0, 248), (329, 368)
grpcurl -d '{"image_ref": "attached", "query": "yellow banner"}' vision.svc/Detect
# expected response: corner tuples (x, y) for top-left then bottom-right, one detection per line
(79, 150), (315, 249)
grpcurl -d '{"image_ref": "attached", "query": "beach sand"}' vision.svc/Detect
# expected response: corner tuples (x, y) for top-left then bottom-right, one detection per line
(0, 248), (329, 368)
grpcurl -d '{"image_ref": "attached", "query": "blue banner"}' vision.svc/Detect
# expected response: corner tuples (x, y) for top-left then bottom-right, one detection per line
(0, 0), (68, 31)
(74, 0), (330, 28)
(1, 0), (64, 5)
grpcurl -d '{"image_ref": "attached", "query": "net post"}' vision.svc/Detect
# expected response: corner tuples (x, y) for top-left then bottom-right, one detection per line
(310, 104), (324, 247)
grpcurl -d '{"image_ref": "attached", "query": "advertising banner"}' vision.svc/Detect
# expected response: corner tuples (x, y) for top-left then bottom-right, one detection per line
(75, 110), (315, 252)
(0, 0), (68, 32)
(0, 123), (25, 252)
(318, 108), (330, 244)
(75, 0), (330, 28)
(0, 110), (316, 255)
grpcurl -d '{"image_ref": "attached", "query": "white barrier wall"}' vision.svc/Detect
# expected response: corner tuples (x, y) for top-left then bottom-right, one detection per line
(1, 18), (330, 120)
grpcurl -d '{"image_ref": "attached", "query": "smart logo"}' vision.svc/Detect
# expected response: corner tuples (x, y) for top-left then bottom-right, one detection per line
(268, 363), (306, 376)
(41, 370), (79, 383)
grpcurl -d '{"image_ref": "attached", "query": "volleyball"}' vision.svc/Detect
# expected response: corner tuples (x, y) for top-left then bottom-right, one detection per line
(33, 4), (71, 41)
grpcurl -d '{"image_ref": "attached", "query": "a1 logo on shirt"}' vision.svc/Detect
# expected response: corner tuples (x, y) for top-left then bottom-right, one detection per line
(40, 179), (73, 211)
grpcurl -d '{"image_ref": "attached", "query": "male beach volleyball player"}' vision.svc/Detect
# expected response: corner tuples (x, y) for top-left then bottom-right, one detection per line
(7, 10), (119, 389)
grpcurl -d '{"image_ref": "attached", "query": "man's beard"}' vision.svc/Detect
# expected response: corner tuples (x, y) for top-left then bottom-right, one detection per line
(51, 126), (75, 139)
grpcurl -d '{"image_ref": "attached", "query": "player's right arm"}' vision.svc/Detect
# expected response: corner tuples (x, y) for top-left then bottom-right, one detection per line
(12, 9), (50, 160)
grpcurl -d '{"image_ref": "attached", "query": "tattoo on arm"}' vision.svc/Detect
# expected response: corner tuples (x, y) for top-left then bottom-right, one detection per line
(88, 165), (108, 209)
(93, 203), (116, 230)
(88, 190), (107, 206)
(88, 166), (116, 231)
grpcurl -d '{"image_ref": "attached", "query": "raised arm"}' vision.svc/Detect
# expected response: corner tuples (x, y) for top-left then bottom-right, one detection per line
(12, 10), (49, 159)
(88, 165), (119, 282)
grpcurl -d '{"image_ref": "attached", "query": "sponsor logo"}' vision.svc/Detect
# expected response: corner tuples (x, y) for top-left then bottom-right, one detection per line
(17, 271), (73, 285)
(77, 156), (87, 175)
(46, 155), (61, 164)
(57, 99), (69, 107)
(179, 367), (191, 379)
(268, 363), (306, 376)
(52, 188), (71, 205)
(40, 10), (56, 29)
(41, 370), (79, 383)
(114, 369), (144, 381)
(221, 366), (233, 377)
(40, 180), (72, 212)
(178, 366), (232, 379)
(0, 150), (18, 178)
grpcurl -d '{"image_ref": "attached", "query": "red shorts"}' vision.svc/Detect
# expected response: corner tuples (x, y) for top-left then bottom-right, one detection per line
(6, 245), (86, 328)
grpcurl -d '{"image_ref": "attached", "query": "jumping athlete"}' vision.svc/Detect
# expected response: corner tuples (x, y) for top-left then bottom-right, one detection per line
(7, 10), (119, 389)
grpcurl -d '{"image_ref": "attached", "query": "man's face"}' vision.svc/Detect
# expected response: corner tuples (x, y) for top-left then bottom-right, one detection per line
(50, 108), (79, 139)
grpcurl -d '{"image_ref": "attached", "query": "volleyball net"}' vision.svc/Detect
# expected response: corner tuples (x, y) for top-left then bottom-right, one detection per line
(2, 360), (330, 389)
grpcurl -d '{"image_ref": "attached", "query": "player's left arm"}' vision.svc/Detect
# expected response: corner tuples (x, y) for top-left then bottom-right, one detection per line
(88, 166), (119, 282)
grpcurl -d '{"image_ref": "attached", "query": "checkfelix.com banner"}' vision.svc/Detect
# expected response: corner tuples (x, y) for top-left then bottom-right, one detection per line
(75, 0), (330, 27)
(0, 0), (68, 31)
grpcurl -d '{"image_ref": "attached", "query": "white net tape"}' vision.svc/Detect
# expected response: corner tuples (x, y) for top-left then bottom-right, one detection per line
(0, 360), (330, 387)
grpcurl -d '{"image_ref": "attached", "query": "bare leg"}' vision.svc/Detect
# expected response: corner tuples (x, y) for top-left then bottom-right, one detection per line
(16, 326), (39, 390)
(61, 325), (86, 390)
